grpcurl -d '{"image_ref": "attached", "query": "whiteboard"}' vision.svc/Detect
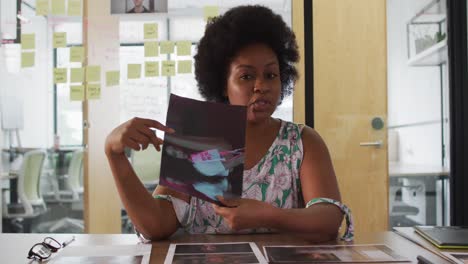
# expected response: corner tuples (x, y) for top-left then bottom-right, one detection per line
(0, 95), (24, 130)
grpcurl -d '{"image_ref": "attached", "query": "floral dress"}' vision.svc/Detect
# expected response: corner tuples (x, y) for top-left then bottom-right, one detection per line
(149, 119), (354, 241)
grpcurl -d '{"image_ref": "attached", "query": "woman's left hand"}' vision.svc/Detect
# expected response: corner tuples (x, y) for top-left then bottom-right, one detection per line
(212, 196), (277, 231)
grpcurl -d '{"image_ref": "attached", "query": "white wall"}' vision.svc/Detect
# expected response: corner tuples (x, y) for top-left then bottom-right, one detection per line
(387, 0), (446, 166)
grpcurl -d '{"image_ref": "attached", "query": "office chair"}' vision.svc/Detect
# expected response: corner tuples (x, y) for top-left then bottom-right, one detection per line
(46, 150), (84, 233)
(389, 177), (421, 228)
(1, 150), (47, 232)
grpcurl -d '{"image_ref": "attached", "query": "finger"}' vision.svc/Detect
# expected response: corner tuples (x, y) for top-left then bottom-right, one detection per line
(123, 138), (141, 151)
(141, 119), (175, 133)
(128, 130), (151, 146)
(136, 126), (160, 150)
(212, 203), (228, 217)
(217, 196), (240, 208)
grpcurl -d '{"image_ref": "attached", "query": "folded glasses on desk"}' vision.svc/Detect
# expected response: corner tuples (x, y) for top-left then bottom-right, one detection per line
(27, 236), (75, 261)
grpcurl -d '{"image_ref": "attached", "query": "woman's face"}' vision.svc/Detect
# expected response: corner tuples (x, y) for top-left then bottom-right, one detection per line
(226, 43), (282, 124)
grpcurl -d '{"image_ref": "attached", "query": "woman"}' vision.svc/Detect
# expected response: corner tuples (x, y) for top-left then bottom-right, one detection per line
(105, 5), (353, 242)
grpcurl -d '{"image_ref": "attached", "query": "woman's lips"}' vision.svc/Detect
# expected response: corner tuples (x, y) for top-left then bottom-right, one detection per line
(251, 99), (271, 111)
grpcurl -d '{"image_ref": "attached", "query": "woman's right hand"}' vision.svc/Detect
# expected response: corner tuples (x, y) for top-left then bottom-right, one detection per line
(105, 117), (175, 155)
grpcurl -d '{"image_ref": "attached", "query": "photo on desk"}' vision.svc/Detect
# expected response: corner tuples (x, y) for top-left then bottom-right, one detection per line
(263, 244), (410, 263)
(110, 0), (168, 14)
(50, 244), (151, 264)
(159, 94), (247, 205)
(51, 255), (144, 264)
(164, 242), (267, 264)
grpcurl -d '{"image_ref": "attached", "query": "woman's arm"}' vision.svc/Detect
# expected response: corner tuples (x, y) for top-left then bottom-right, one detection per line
(277, 126), (343, 240)
(105, 117), (190, 240)
(214, 126), (343, 242)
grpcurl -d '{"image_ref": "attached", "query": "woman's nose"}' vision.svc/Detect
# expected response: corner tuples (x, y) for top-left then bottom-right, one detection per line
(253, 78), (268, 93)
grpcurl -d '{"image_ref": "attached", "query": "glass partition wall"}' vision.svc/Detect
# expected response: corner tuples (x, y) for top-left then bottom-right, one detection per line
(1, 0), (84, 233)
(386, 0), (450, 228)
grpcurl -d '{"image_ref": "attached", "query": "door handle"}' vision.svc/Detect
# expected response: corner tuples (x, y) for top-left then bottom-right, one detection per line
(359, 140), (383, 148)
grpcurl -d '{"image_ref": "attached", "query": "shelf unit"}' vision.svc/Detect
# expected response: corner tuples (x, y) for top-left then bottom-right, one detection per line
(407, 39), (447, 67)
(406, 0), (447, 67)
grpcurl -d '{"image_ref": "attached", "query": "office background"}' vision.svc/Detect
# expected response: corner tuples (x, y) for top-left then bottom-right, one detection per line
(1, 0), (467, 235)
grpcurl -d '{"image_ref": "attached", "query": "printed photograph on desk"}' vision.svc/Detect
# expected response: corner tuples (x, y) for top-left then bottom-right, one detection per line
(111, 0), (167, 14)
(263, 244), (410, 263)
(159, 94), (247, 205)
(164, 242), (267, 264)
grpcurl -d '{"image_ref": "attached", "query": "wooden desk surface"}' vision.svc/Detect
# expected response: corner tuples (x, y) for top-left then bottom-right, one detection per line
(0, 231), (459, 263)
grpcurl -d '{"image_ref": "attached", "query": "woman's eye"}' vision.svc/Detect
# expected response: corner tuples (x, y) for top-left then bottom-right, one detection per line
(266, 73), (278, 79)
(240, 74), (254, 80)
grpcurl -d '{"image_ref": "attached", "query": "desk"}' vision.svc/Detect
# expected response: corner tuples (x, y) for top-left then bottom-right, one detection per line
(0, 231), (457, 263)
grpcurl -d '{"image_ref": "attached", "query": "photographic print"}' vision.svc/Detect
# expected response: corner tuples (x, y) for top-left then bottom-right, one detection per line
(165, 242), (267, 264)
(172, 253), (260, 264)
(159, 94), (247, 205)
(111, 0), (168, 14)
(175, 243), (253, 254)
(263, 244), (410, 263)
(51, 255), (144, 264)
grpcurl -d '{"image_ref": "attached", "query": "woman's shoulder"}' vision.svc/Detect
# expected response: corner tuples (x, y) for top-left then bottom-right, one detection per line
(277, 120), (327, 150)
(277, 119), (307, 140)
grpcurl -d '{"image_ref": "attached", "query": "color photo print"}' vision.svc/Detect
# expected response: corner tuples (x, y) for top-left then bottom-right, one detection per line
(159, 94), (247, 205)
(263, 244), (410, 263)
(111, 0), (168, 14)
(164, 242), (267, 264)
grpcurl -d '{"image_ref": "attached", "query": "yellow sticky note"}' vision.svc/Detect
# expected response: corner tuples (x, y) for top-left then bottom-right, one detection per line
(21, 34), (35, 50)
(70, 85), (84, 101)
(204, 6), (219, 21)
(86, 83), (101, 100)
(144, 42), (159, 57)
(53, 32), (67, 48)
(144, 23), (158, 39)
(54, 68), (68, 83)
(128, 64), (142, 79)
(68, 0), (82, 16)
(145, 61), (159, 77)
(36, 0), (49, 16)
(70, 68), (85, 83)
(160, 41), (174, 54)
(177, 60), (192, 74)
(106, 71), (120, 86)
(51, 0), (66, 15)
(70, 46), (84, 62)
(161, 61), (175, 77)
(21, 52), (35, 68)
(176, 41), (191, 56)
(86, 66), (101, 82)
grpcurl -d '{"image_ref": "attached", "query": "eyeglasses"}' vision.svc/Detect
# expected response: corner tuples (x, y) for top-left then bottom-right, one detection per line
(27, 236), (75, 261)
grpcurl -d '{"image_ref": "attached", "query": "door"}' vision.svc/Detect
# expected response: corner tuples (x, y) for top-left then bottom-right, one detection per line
(313, 0), (388, 234)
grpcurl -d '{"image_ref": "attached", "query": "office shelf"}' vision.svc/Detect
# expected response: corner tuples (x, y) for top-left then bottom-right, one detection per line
(407, 39), (447, 66)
